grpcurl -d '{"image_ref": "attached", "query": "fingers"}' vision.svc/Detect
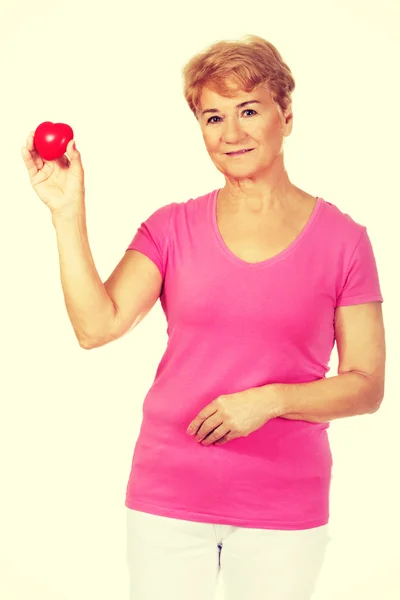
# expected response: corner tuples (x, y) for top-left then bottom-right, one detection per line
(23, 130), (44, 171)
(27, 131), (35, 151)
(56, 154), (70, 169)
(21, 145), (39, 179)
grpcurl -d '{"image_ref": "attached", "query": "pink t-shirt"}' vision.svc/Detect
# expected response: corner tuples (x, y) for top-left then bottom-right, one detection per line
(124, 188), (383, 530)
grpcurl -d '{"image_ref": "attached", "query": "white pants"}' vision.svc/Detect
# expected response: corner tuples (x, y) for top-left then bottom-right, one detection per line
(126, 507), (332, 600)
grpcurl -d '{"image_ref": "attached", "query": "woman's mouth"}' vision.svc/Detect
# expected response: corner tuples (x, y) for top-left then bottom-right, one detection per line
(226, 148), (254, 156)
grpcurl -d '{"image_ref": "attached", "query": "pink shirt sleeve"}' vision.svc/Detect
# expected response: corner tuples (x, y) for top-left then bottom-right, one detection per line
(336, 227), (383, 307)
(125, 203), (173, 279)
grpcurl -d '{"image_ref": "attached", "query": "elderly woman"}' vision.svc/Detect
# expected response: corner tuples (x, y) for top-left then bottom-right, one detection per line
(22, 34), (385, 600)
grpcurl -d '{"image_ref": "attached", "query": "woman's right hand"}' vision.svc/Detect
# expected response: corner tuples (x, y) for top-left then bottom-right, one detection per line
(21, 130), (86, 217)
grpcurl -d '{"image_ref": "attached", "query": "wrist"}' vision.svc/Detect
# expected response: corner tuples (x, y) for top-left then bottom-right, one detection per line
(51, 205), (85, 226)
(260, 383), (288, 418)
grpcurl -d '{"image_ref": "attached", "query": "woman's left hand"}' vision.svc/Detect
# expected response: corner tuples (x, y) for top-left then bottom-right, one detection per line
(186, 387), (281, 446)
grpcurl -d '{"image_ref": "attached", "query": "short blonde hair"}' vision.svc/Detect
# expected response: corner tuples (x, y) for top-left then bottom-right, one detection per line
(181, 34), (296, 121)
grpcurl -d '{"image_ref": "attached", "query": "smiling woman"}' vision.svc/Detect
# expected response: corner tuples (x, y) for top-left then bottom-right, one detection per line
(119, 35), (385, 600)
(19, 20), (387, 600)
(180, 34), (303, 216)
(118, 35), (386, 600)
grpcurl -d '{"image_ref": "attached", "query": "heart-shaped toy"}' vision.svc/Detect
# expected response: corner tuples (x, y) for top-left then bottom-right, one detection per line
(33, 121), (74, 161)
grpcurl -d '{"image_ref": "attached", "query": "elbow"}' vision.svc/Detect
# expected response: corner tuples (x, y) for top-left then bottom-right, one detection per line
(78, 333), (115, 349)
(368, 385), (385, 413)
(78, 333), (100, 349)
(370, 391), (385, 413)
(352, 370), (385, 414)
(79, 338), (95, 349)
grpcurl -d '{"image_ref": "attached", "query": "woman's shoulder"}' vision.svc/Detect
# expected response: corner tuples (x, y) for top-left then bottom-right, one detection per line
(318, 194), (367, 237)
(177, 188), (215, 207)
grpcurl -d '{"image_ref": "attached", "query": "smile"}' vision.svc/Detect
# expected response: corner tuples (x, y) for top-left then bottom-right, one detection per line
(226, 149), (254, 156)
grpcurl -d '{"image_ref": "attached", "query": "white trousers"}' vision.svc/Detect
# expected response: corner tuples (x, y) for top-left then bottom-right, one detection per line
(126, 507), (332, 600)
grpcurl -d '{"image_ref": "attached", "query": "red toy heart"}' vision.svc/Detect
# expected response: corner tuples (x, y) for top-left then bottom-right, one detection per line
(33, 121), (74, 161)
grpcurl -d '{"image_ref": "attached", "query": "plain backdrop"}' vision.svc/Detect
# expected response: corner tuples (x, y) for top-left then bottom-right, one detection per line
(1, 0), (399, 598)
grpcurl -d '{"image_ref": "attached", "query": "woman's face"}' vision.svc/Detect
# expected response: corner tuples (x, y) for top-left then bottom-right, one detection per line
(197, 84), (293, 178)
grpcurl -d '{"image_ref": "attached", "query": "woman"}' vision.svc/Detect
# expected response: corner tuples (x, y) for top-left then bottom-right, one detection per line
(21, 34), (385, 600)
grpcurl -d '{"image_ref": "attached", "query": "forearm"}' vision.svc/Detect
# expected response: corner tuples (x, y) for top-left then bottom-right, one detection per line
(52, 208), (116, 347)
(264, 372), (383, 423)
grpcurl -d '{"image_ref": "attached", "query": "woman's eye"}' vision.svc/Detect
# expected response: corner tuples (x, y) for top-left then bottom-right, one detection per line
(207, 109), (257, 124)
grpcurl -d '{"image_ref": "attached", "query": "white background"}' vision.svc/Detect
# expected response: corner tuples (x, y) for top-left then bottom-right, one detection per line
(1, 0), (399, 598)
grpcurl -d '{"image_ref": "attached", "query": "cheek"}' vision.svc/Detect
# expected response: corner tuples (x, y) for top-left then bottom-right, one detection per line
(203, 130), (217, 144)
(201, 132), (214, 148)
(205, 139), (223, 155)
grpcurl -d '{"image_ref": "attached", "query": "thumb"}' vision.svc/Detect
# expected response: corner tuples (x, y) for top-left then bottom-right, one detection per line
(67, 139), (83, 171)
